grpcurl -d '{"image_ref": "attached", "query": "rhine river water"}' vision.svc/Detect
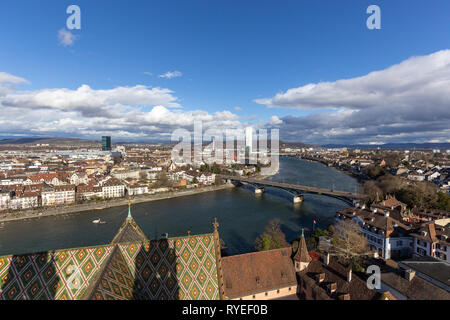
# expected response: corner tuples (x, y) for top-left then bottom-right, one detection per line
(0, 157), (359, 256)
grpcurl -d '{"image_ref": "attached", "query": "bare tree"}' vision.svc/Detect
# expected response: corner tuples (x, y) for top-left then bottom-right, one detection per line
(363, 181), (383, 203)
(329, 220), (371, 264)
(255, 219), (289, 251)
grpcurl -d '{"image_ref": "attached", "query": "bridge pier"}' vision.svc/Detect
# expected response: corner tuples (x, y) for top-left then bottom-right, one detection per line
(254, 188), (264, 195)
(293, 195), (303, 204)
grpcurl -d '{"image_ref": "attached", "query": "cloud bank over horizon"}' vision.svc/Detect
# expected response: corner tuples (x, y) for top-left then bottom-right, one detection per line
(258, 50), (450, 144)
(0, 50), (449, 144)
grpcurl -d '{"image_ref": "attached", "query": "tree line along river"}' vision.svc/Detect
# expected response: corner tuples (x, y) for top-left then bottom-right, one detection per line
(0, 156), (359, 256)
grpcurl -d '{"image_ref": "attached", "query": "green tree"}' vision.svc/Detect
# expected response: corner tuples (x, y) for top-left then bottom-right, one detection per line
(435, 192), (450, 211)
(211, 162), (221, 174)
(255, 219), (289, 251)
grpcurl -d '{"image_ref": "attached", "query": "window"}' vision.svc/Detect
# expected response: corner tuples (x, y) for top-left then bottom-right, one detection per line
(417, 248), (426, 256)
(397, 240), (403, 246)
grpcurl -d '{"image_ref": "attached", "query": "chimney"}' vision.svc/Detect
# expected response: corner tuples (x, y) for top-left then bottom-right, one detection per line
(315, 273), (325, 284)
(404, 269), (415, 281)
(324, 252), (330, 266)
(347, 268), (352, 283)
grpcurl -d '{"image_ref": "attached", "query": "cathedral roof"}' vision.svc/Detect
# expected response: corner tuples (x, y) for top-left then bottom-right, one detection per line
(111, 217), (148, 244)
(0, 212), (222, 300)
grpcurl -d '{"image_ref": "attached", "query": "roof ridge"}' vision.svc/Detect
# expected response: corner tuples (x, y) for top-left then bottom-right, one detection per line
(80, 245), (119, 300)
(224, 247), (292, 259)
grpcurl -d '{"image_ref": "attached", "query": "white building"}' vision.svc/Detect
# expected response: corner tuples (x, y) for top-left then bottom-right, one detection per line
(10, 193), (39, 210)
(0, 192), (11, 210)
(101, 179), (125, 199)
(336, 208), (414, 260)
(41, 185), (75, 206)
(126, 184), (148, 196)
(412, 223), (450, 264)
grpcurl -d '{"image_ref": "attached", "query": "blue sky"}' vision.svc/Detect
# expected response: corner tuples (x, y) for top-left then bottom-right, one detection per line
(0, 0), (449, 144)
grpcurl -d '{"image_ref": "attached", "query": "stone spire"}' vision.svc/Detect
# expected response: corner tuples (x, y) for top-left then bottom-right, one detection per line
(213, 218), (219, 233)
(127, 200), (132, 219)
(294, 228), (311, 272)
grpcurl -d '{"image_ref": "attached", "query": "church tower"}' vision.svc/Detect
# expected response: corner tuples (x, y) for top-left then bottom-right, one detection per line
(293, 228), (312, 272)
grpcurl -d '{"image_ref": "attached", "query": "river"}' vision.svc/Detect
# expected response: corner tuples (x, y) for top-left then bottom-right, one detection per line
(0, 157), (359, 256)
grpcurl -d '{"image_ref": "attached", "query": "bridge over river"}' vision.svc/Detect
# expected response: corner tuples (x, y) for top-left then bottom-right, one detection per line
(218, 175), (368, 205)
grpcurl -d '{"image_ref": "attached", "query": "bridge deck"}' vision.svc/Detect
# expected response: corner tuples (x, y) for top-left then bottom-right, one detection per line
(219, 175), (367, 199)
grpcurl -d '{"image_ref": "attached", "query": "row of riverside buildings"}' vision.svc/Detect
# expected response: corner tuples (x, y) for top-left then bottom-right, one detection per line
(0, 167), (217, 211)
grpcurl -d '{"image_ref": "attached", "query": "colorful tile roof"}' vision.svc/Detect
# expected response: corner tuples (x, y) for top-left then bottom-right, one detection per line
(0, 244), (114, 300)
(0, 211), (222, 300)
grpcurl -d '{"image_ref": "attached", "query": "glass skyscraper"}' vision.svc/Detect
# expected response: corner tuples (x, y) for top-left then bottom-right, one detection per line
(102, 136), (111, 151)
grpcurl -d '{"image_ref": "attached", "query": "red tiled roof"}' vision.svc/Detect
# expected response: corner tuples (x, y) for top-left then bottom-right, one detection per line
(221, 248), (297, 299)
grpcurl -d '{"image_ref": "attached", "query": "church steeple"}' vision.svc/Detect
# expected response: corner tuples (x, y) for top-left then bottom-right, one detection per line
(294, 228), (311, 272)
(127, 200), (132, 219)
(111, 200), (147, 244)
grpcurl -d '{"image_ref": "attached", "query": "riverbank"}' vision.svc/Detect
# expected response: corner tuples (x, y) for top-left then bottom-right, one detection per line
(0, 184), (233, 223)
(284, 155), (367, 184)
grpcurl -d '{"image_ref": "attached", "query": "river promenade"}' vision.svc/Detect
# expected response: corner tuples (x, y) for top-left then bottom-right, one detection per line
(0, 184), (233, 223)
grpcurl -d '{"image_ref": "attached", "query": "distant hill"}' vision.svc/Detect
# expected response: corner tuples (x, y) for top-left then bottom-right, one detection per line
(280, 141), (317, 149)
(0, 137), (99, 146)
(321, 143), (450, 150)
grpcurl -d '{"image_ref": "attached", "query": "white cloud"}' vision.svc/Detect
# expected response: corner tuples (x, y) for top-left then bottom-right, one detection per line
(0, 75), (245, 140)
(234, 106), (242, 112)
(158, 71), (182, 79)
(0, 72), (29, 84)
(259, 50), (450, 144)
(256, 50), (450, 111)
(57, 28), (77, 47)
(269, 115), (283, 125)
(2, 84), (182, 117)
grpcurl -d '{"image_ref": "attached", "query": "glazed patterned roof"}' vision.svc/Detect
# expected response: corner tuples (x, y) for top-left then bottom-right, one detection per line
(0, 244), (114, 300)
(0, 219), (222, 300)
(111, 217), (148, 244)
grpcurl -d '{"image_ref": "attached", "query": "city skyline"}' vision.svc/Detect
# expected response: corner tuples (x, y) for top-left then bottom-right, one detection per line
(0, 1), (449, 144)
